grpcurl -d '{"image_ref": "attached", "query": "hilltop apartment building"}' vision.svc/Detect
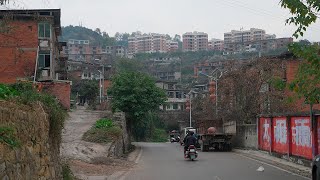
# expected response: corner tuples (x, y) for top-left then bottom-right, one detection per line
(128, 33), (168, 54)
(208, 39), (224, 51)
(182, 32), (208, 51)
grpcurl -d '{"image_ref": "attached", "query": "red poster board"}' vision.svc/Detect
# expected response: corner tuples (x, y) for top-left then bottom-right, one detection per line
(272, 117), (288, 154)
(259, 118), (271, 151)
(291, 117), (312, 159)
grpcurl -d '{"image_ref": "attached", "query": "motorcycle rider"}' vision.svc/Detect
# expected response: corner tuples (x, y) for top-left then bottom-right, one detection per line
(183, 131), (197, 157)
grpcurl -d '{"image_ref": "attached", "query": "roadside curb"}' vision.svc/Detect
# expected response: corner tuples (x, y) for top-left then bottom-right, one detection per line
(109, 145), (143, 180)
(233, 149), (311, 179)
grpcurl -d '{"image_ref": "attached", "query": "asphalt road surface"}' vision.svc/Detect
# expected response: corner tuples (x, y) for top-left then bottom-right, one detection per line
(124, 142), (309, 180)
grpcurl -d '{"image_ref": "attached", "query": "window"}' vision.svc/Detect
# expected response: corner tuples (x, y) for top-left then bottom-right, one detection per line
(38, 54), (50, 68)
(38, 23), (51, 38)
(173, 104), (178, 110)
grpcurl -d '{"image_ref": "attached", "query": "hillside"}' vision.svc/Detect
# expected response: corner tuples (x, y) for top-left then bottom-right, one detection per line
(60, 25), (115, 47)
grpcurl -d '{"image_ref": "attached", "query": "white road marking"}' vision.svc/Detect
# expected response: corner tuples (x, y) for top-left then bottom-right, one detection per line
(214, 176), (222, 180)
(235, 153), (310, 180)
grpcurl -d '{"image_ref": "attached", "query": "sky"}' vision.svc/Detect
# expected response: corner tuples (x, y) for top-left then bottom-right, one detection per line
(3, 0), (320, 41)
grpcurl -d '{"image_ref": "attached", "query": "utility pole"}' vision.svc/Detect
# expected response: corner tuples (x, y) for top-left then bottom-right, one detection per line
(98, 70), (102, 104)
(189, 94), (192, 127)
(102, 65), (105, 101)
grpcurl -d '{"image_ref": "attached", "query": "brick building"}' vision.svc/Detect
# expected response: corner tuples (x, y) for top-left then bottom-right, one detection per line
(105, 45), (127, 58)
(62, 39), (109, 63)
(0, 9), (71, 109)
(182, 32), (208, 52)
(0, 9), (66, 83)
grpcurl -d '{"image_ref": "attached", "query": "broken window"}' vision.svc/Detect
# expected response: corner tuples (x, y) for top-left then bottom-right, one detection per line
(38, 23), (51, 38)
(38, 54), (50, 69)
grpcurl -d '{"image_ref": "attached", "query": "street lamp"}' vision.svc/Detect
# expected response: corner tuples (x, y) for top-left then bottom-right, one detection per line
(199, 68), (223, 115)
(98, 70), (102, 104)
(187, 92), (192, 127)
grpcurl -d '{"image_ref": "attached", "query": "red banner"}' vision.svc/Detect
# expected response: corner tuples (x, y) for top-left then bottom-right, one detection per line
(291, 117), (312, 159)
(259, 118), (271, 151)
(317, 116), (320, 155)
(272, 117), (288, 154)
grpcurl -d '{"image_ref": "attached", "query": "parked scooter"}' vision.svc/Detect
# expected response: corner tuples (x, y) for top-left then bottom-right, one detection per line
(185, 145), (198, 161)
(170, 136), (180, 143)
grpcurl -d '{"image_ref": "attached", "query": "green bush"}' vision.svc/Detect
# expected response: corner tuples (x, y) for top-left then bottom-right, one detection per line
(149, 128), (168, 142)
(83, 125), (122, 143)
(0, 84), (18, 99)
(62, 164), (75, 180)
(0, 126), (20, 148)
(95, 118), (114, 129)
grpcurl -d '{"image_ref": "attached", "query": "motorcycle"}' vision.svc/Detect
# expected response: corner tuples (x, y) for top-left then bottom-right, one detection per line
(185, 145), (198, 161)
(170, 136), (180, 143)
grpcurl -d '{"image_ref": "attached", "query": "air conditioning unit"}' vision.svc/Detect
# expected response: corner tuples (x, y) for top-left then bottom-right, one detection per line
(39, 40), (50, 48)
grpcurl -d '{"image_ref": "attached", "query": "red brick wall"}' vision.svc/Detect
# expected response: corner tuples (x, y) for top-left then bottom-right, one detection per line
(41, 82), (71, 110)
(103, 79), (111, 96)
(285, 60), (320, 112)
(0, 21), (38, 84)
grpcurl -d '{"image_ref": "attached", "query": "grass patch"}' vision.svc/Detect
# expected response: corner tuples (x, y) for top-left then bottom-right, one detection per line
(95, 118), (113, 128)
(0, 126), (20, 148)
(83, 119), (122, 143)
(62, 163), (75, 180)
(148, 128), (168, 142)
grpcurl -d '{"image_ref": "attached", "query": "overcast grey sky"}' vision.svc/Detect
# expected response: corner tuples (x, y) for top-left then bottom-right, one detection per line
(4, 0), (320, 41)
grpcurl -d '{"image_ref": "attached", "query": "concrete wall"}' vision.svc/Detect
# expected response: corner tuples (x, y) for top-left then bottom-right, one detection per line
(0, 100), (62, 179)
(233, 124), (258, 149)
(108, 112), (130, 158)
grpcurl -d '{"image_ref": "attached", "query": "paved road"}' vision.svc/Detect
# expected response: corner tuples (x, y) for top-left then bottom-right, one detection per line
(125, 142), (308, 180)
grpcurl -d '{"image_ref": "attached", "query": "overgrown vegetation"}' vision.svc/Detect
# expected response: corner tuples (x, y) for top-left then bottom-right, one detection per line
(148, 128), (168, 142)
(71, 80), (99, 106)
(95, 118), (113, 128)
(0, 126), (20, 148)
(62, 164), (75, 180)
(108, 71), (167, 141)
(281, 0), (320, 112)
(0, 83), (67, 147)
(83, 118), (122, 143)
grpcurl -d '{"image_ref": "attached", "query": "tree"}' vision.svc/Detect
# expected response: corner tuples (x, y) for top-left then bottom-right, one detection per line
(288, 43), (320, 108)
(115, 58), (145, 73)
(281, 0), (320, 112)
(108, 72), (167, 139)
(281, 0), (319, 38)
(72, 80), (99, 105)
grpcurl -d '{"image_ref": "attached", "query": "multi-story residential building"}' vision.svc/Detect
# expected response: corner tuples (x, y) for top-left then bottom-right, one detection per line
(224, 28), (279, 52)
(167, 41), (179, 52)
(153, 71), (181, 81)
(104, 45), (127, 58)
(128, 33), (167, 54)
(224, 28), (266, 44)
(224, 37), (293, 53)
(156, 80), (187, 111)
(209, 39), (224, 51)
(0, 9), (65, 83)
(182, 32), (208, 51)
(266, 34), (276, 39)
(63, 39), (108, 63)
